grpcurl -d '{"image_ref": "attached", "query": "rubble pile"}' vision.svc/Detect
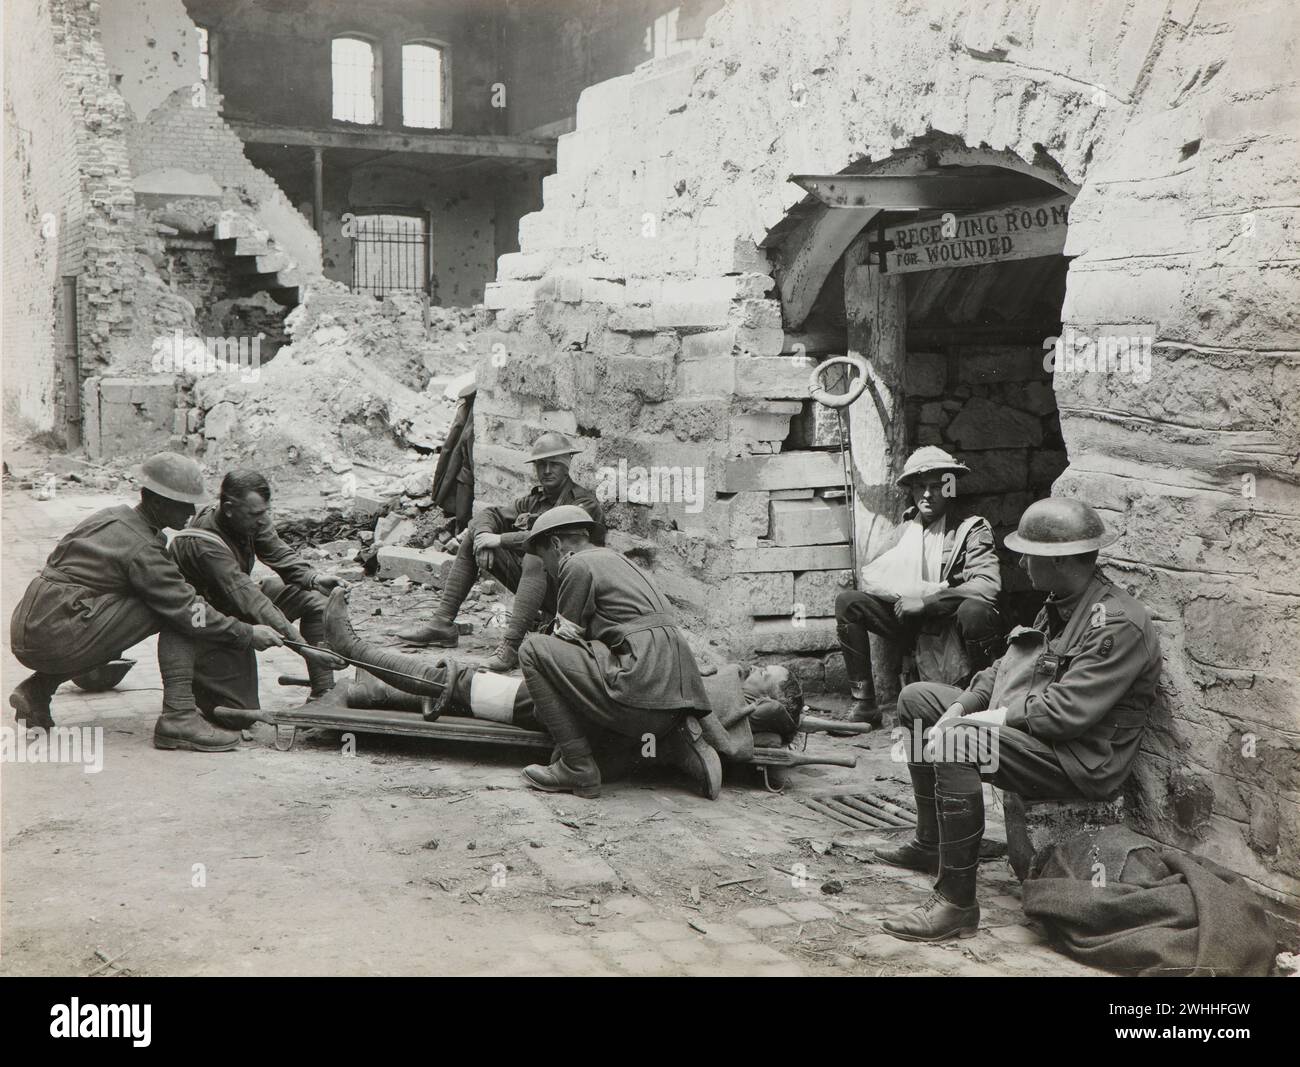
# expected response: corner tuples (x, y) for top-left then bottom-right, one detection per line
(184, 280), (480, 485)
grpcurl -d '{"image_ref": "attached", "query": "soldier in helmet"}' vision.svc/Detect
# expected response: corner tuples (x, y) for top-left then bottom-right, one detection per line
(834, 446), (1003, 727)
(318, 506), (723, 800)
(396, 430), (605, 673)
(8, 453), (285, 751)
(876, 498), (1162, 943)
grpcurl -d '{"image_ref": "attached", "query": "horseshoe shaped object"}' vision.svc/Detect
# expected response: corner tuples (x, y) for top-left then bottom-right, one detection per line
(808, 354), (869, 408)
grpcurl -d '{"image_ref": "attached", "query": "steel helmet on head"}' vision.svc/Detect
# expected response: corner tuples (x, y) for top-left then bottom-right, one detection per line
(136, 452), (206, 504)
(1004, 497), (1116, 556)
(524, 505), (598, 547)
(527, 431), (581, 466)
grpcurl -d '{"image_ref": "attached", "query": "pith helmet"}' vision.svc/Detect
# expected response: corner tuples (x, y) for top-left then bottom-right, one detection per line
(136, 452), (206, 504)
(528, 431), (581, 465)
(1004, 497), (1117, 556)
(896, 446), (970, 487)
(525, 505), (598, 546)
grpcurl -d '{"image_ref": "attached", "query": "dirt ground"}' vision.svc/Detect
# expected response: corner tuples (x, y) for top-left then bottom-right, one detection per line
(0, 483), (1103, 977)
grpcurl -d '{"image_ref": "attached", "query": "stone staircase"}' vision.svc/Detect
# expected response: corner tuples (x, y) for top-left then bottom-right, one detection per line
(213, 211), (303, 307)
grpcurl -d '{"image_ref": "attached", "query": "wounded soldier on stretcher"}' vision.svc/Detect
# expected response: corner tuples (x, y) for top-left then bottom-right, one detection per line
(320, 505), (802, 799)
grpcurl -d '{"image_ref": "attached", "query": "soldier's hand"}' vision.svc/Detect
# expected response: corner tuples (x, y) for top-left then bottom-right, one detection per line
(552, 615), (583, 642)
(313, 574), (349, 594)
(301, 646), (347, 671)
(474, 532), (502, 552)
(893, 596), (925, 618)
(251, 625), (286, 651)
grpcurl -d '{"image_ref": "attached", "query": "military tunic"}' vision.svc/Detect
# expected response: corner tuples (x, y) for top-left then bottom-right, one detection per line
(10, 504), (253, 676)
(518, 547), (711, 740)
(911, 571), (1162, 799)
(169, 504), (324, 710)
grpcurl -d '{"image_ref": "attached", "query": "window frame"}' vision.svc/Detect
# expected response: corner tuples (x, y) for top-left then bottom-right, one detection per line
(196, 24), (219, 90)
(330, 33), (383, 126)
(399, 37), (452, 131)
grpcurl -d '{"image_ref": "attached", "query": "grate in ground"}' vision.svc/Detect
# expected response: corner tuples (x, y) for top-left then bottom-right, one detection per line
(801, 791), (917, 830)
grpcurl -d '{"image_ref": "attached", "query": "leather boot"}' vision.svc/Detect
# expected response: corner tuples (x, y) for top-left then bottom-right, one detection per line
(481, 641), (519, 672)
(154, 707), (242, 752)
(848, 679), (883, 726)
(421, 657), (469, 721)
(882, 772), (983, 941)
(394, 618), (460, 647)
(346, 670), (424, 713)
(523, 738), (601, 798)
(880, 892), (980, 942)
(873, 764), (940, 875)
(660, 716), (723, 800)
(9, 672), (66, 730)
(323, 590), (444, 698)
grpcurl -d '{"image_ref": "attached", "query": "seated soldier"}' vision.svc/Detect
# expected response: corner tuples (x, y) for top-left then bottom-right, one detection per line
(168, 469), (347, 723)
(7, 453), (284, 751)
(877, 499), (1162, 942)
(835, 446), (1002, 727)
(396, 431), (605, 673)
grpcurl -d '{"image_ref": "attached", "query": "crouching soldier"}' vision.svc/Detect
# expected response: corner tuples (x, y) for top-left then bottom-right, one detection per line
(322, 506), (723, 799)
(396, 432), (604, 672)
(835, 447), (1002, 726)
(515, 506), (719, 799)
(877, 499), (1162, 942)
(168, 469), (347, 723)
(8, 453), (284, 751)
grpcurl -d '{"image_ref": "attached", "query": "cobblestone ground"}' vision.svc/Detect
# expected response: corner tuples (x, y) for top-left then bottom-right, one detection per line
(0, 486), (1102, 977)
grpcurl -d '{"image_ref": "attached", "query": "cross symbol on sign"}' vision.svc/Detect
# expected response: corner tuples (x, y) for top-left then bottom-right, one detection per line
(866, 219), (896, 273)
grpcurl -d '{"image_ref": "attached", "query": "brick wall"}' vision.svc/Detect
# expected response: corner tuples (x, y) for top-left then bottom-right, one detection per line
(2, 0), (132, 431)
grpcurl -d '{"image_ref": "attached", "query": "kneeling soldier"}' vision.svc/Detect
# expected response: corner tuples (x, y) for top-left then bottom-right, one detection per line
(516, 506), (719, 799)
(8, 453), (284, 750)
(169, 469), (347, 723)
(877, 498), (1162, 942)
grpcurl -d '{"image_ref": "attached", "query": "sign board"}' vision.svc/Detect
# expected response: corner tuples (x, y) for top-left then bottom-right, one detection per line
(880, 195), (1071, 274)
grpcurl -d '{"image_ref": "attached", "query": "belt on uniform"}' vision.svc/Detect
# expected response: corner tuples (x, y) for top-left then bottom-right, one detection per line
(605, 611), (678, 646)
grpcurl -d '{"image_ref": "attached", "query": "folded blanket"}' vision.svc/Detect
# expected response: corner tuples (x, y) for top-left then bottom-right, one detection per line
(1022, 826), (1275, 976)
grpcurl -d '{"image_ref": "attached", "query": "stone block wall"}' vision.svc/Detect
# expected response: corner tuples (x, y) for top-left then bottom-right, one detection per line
(907, 343), (1069, 623)
(474, 0), (1300, 911)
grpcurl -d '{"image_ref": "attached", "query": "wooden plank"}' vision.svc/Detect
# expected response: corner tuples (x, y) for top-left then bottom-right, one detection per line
(723, 450), (844, 491)
(882, 195), (1071, 274)
(230, 121), (557, 161)
(274, 705), (553, 749)
(733, 544), (853, 573)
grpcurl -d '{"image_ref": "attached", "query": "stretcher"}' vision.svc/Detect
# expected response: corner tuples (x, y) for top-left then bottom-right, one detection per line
(272, 676), (862, 790)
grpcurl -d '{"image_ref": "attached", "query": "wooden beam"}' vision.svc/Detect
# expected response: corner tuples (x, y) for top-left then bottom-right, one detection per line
(230, 121), (557, 162)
